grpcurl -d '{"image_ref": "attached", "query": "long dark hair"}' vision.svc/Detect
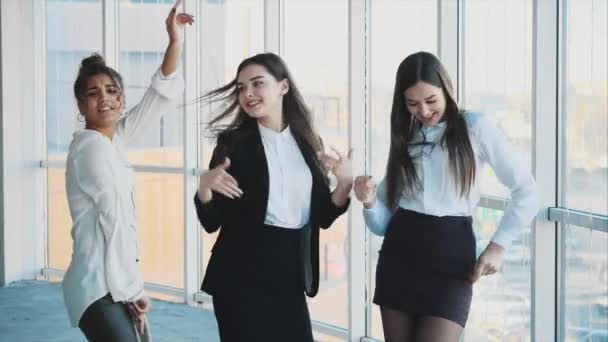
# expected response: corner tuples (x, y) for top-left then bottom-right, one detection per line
(200, 52), (324, 172)
(385, 51), (476, 209)
(73, 53), (124, 106)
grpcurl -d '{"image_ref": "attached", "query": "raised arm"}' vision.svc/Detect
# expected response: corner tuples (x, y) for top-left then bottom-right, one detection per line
(161, 5), (193, 77)
(115, 6), (192, 145)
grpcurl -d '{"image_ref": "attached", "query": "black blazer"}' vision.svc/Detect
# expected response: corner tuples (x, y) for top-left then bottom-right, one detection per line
(194, 123), (349, 297)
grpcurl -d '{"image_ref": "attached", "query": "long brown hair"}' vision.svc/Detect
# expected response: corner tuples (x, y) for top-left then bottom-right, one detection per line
(199, 53), (325, 175)
(385, 51), (476, 209)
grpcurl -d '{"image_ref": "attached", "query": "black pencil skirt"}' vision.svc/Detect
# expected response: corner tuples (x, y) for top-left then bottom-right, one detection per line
(210, 224), (313, 342)
(373, 208), (477, 327)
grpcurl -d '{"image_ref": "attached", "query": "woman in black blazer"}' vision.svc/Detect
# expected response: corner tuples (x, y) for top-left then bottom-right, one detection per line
(194, 53), (353, 342)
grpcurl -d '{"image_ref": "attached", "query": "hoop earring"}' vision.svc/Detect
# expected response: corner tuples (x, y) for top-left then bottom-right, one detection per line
(77, 112), (85, 123)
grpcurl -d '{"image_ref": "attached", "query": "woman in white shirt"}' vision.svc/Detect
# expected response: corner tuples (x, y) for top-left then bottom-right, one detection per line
(62, 7), (191, 341)
(353, 52), (539, 342)
(193, 53), (353, 342)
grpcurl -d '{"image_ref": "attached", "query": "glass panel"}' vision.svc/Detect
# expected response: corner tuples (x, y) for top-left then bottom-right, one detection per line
(284, 0), (349, 329)
(563, 225), (608, 342)
(198, 0), (265, 287)
(45, 0), (102, 157)
(463, 0), (533, 198)
(119, 0), (184, 166)
(47, 168), (72, 270)
(563, 0), (608, 215)
(135, 172), (184, 288)
(45, 0), (102, 269)
(369, 0), (438, 339)
(464, 207), (532, 341)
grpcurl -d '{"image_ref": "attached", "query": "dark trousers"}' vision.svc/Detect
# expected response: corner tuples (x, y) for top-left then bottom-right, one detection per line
(78, 293), (147, 342)
(212, 294), (314, 342)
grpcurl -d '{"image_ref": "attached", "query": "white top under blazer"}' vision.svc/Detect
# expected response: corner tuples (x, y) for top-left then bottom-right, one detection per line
(258, 123), (313, 229)
(363, 111), (539, 250)
(62, 68), (183, 327)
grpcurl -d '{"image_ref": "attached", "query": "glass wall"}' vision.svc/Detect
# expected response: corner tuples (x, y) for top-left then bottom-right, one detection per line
(563, 225), (608, 341)
(562, 1), (607, 341)
(283, 0), (350, 329)
(117, 0), (185, 288)
(563, 0), (608, 215)
(462, 0), (534, 340)
(463, 0), (533, 198)
(465, 208), (532, 341)
(368, 0), (438, 338)
(45, 0), (103, 271)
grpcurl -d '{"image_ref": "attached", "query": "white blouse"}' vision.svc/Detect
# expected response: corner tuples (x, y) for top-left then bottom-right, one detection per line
(62, 68), (183, 327)
(258, 124), (312, 229)
(363, 112), (539, 250)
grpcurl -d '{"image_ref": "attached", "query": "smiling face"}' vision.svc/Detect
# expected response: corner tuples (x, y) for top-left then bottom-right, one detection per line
(78, 73), (124, 133)
(404, 80), (447, 127)
(236, 64), (289, 124)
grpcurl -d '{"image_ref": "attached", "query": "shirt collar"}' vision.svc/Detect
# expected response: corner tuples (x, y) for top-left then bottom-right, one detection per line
(258, 122), (292, 142)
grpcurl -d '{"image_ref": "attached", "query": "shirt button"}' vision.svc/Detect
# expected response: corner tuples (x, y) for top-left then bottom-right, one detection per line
(136, 258), (139, 263)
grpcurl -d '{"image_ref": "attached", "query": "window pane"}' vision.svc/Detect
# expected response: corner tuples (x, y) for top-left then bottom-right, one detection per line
(45, 0), (103, 270)
(563, 0), (608, 215)
(45, 0), (102, 157)
(369, 0), (438, 339)
(464, 208), (532, 341)
(47, 168), (72, 271)
(119, 1), (184, 166)
(463, 0), (533, 198)
(284, 0), (349, 329)
(198, 0), (265, 287)
(135, 173), (184, 288)
(563, 225), (608, 341)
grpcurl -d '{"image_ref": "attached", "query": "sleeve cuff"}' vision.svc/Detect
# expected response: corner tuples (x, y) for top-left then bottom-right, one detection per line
(151, 67), (184, 100)
(490, 229), (514, 251)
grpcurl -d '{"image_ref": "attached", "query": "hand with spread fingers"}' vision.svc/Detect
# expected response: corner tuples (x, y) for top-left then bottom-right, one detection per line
(320, 146), (354, 185)
(353, 175), (376, 209)
(198, 157), (243, 203)
(166, 1), (194, 44)
(469, 241), (505, 283)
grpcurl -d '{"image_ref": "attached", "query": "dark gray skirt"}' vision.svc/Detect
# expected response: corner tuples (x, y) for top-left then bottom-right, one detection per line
(373, 208), (476, 327)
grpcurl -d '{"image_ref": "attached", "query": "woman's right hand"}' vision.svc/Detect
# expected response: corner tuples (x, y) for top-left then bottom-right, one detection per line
(354, 175), (376, 209)
(197, 157), (243, 203)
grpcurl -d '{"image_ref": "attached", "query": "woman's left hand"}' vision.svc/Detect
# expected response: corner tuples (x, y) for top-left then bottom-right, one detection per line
(166, 2), (194, 44)
(469, 241), (505, 283)
(320, 147), (353, 184)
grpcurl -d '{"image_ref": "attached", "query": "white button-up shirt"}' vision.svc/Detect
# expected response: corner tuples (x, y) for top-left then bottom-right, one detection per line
(62, 68), (183, 327)
(258, 124), (312, 229)
(364, 112), (539, 250)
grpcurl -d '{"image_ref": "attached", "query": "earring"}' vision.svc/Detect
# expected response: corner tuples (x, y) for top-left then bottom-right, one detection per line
(77, 112), (85, 123)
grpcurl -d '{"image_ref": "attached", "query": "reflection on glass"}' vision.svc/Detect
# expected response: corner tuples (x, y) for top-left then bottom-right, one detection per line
(464, 207), (532, 341)
(369, 0), (437, 339)
(119, 0), (184, 165)
(463, 0), (533, 198)
(563, 225), (608, 342)
(45, 0), (102, 157)
(135, 173), (184, 288)
(283, 0), (349, 329)
(198, 0), (265, 286)
(564, 0), (608, 215)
